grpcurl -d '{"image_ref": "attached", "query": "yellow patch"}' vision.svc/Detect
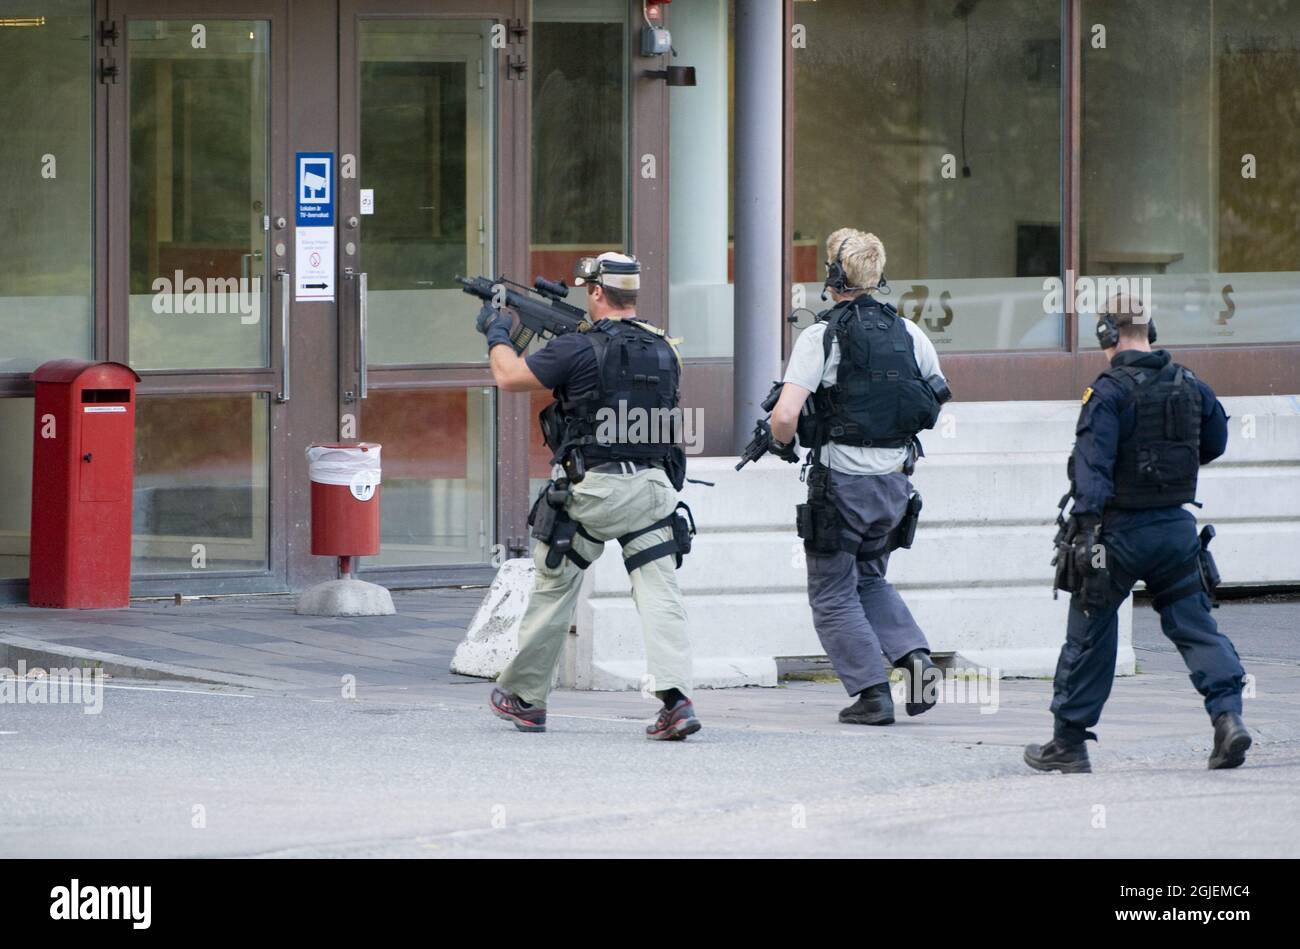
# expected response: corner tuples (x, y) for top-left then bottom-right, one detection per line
(1082, 386), (1094, 404)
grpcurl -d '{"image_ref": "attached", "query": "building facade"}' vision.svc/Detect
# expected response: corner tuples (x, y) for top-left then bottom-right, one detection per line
(2, 0), (1298, 602)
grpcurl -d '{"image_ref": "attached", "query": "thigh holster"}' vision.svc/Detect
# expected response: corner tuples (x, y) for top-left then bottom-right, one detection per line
(617, 502), (697, 573)
(528, 480), (599, 570)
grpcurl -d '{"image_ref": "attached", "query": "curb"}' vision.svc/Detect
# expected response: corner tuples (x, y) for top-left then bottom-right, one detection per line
(0, 634), (279, 691)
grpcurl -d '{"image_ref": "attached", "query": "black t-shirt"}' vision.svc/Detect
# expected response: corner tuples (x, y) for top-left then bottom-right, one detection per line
(525, 333), (600, 400)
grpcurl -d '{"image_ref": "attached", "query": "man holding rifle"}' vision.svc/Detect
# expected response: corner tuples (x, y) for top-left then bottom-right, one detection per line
(472, 252), (701, 741)
(757, 228), (950, 726)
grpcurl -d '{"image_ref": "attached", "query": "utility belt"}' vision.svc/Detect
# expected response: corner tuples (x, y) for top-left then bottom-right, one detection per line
(1051, 494), (1223, 611)
(794, 463), (922, 561)
(588, 460), (657, 475)
(527, 478), (697, 573)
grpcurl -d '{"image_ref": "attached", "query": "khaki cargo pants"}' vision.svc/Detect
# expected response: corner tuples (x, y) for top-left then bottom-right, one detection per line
(496, 467), (692, 708)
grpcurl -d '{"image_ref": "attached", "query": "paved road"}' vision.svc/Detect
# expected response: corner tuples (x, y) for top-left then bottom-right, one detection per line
(2, 596), (1296, 858)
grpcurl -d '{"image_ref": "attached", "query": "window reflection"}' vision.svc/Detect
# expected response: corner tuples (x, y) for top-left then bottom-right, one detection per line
(792, 0), (1064, 352)
(0, 1), (93, 373)
(1082, 0), (1300, 345)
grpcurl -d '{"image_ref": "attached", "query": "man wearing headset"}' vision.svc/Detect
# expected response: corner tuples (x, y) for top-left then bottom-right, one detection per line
(767, 228), (949, 726)
(1025, 294), (1250, 773)
(476, 252), (701, 741)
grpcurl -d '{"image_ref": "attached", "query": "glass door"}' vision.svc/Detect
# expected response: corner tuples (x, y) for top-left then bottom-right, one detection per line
(340, 0), (524, 578)
(106, 1), (288, 592)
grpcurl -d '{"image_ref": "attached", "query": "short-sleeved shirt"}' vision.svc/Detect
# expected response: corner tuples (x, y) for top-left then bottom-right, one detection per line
(525, 332), (600, 401)
(783, 306), (944, 475)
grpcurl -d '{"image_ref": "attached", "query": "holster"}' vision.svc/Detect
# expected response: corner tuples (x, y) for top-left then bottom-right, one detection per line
(796, 464), (845, 555)
(528, 479), (590, 570)
(896, 492), (923, 549)
(618, 501), (696, 572)
(1198, 524), (1222, 606)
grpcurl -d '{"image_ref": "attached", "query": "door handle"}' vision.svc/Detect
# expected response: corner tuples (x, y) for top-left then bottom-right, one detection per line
(276, 268), (291, 402)
(239, 250), (264, 284)
(357, 271), (369, 400)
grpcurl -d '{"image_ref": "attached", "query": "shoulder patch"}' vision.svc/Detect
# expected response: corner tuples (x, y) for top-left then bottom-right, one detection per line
(1082, 386), (1094, 404)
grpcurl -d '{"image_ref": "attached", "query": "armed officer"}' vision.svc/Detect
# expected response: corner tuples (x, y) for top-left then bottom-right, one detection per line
(767, 228), (951, 725)
(475, 252), (701, 741)
(1025, 295), (1250, 773)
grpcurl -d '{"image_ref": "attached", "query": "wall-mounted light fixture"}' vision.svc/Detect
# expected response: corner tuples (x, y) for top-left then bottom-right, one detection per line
(645, 65), (696, 87)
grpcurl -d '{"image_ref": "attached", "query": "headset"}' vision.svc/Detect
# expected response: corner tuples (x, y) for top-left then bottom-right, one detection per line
(823, 239), (888, 299)
(1095, 310), (1158, 349)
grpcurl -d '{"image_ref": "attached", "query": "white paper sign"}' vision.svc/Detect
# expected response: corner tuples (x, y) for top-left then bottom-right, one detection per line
(295, 226), (335, 302)
(360, 189), (374, 215)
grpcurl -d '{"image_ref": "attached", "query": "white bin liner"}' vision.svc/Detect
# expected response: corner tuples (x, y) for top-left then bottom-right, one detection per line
(306, 443), (382, 501)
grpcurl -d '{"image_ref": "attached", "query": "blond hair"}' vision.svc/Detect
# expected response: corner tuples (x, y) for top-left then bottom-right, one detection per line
(825, 228), (887, 292)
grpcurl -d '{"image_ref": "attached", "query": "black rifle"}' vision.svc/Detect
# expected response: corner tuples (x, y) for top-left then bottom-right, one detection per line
(1051, 491), (1077, 599)
(735, 381), (791, 470)
(457, 274), (591, 352)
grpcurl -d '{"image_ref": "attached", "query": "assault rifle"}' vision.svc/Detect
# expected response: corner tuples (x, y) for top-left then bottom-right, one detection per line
(457, 274), (591, 352)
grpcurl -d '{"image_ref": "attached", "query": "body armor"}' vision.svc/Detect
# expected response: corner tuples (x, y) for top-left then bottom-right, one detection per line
(1104, 361), (1203, 510)
(539, 319), (684, 485)
(810, 298), (940, 449)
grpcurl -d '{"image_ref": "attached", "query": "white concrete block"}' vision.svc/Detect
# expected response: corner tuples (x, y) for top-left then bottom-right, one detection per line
(450, 558), (535, 679)
(485, 395), (1297, 692)
(296, 578), (396, 617)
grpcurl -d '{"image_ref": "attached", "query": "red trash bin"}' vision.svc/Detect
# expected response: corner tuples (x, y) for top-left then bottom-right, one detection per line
(307, 443), (381, 575)
(29, 360), (142, 609)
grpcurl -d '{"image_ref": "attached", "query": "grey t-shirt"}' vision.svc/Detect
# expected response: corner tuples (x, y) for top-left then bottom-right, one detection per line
(783, 313), (943, 475)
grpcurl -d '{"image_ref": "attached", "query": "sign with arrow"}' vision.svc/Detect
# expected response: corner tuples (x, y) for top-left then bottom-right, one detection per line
(295, 151), (336, 302)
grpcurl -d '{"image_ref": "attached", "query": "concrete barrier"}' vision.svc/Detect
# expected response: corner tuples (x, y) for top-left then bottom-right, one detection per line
(554, 395), (1299, 691)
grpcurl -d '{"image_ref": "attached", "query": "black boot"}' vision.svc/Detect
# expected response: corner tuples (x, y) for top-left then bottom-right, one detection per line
(839, 682), (895, 726)
(1208, 712), (1251, 770)
(1024, 737), (1092, 773)
(894, 648), (938, 717)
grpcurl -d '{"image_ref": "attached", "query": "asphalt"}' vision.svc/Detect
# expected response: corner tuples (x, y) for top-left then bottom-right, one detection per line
(0, 590), (1296, 858)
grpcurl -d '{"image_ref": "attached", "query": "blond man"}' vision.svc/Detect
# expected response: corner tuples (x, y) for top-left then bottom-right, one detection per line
(768, 229), (950, 724)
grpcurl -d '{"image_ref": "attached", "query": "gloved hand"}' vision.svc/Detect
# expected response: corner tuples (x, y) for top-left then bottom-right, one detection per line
(1069, 514), (1102, 578)
(475, 303), (514, 352)
(1068, 514), (1109, 615)
(769, 433), (799, 464)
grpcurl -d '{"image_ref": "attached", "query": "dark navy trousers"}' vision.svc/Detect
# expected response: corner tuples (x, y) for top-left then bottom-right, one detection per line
(1051, 506), (1247, 744)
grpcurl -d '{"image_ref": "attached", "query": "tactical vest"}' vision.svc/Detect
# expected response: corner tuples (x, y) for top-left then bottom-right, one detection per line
(539, 319), (683, 470)
(1104, 360), (1203, 510)
(810, 299), (940, 449)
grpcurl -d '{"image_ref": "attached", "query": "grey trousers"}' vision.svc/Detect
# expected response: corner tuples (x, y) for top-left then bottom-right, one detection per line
(804, 469), (930, 695)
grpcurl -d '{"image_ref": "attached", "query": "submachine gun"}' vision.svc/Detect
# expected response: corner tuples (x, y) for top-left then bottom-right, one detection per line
(736, 381), (798, 470)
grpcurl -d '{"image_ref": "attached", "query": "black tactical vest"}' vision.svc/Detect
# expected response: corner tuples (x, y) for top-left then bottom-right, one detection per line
(1104, 360), (1203, 510)
(540, 320), (683, 470)
(811, 298), (940, 448)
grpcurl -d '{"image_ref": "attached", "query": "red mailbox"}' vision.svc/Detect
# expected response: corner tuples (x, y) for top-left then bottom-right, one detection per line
(29, 360), (141, 609)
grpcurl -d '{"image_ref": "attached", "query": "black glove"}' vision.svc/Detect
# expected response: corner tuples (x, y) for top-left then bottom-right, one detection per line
(475, 303), (514, 352)
(1069, 514), (1102, 577)
(1069, 514), (1109, 615)
(769, 433), (799, 464)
